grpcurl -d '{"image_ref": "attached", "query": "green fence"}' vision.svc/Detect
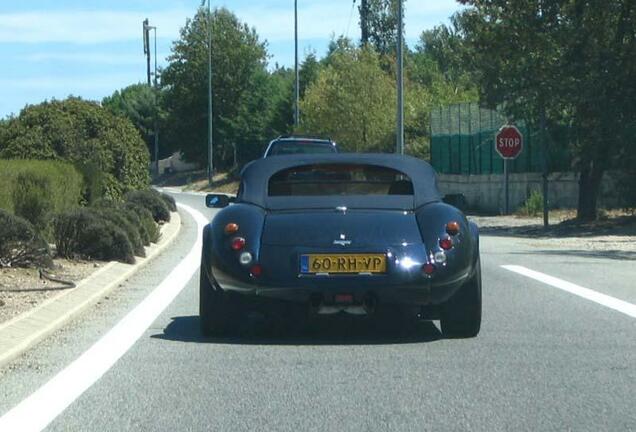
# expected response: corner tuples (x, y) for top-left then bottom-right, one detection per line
(430, 103), (571, 175)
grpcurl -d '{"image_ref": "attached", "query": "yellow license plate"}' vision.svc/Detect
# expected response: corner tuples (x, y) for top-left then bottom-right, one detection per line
(300, 254), (387, 274)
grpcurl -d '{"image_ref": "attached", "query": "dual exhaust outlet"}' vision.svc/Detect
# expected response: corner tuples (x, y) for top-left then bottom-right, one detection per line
(310, 293), (377, 316)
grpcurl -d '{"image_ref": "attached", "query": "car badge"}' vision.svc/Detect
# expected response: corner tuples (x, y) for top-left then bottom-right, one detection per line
(333, 234), (351, 246)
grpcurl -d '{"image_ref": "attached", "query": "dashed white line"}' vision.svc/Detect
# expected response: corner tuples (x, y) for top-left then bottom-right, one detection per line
(502, 265), (636, 319)
(0, 203), (208, 432)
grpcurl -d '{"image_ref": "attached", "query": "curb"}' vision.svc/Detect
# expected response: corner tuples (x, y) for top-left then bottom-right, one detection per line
(0, 211), (182, 369)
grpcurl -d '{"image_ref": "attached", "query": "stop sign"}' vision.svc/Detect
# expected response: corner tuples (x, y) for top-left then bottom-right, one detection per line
(495, 125), (523, 159)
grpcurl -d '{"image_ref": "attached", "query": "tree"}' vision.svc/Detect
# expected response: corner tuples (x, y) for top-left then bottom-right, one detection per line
(300, 46), (396, 152)
(299, 52), (322, 99)
(417, 23), (471, 86)
(359, 0), (402, 55)
(299, 44), (434, 157)
(0, 97), (150, 199)
(456, 0), (636, 220)
(102, 84), (168, 159)
(160, 8), (273, 168)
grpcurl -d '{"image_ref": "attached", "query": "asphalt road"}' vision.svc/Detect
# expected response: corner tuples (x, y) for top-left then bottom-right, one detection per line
(0, 191), (634, 431)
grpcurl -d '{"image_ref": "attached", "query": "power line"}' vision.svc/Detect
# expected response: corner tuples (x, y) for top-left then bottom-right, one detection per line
(345, 0), (357, 39)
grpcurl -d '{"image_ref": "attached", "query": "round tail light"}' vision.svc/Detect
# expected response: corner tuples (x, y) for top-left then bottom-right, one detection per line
(439, 237), (453, 250)
(224, 223), (239, 235)
(250, 264), (262, 278)
(239, 252), (253, 265)
(422, 263), (436, 275)
(231, 237), (246, 251)
(446, 221), (460, 236)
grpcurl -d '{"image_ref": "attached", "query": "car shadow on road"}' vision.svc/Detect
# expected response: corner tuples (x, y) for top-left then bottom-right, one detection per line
(151, 315), (443, 346)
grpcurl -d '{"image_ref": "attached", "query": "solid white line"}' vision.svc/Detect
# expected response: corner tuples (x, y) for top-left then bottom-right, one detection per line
(502, 265), (636, 319)
(0, 203), (208, 432)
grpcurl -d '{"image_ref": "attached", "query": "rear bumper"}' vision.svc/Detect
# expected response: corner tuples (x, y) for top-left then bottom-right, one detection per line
(206, 264), (471, 306)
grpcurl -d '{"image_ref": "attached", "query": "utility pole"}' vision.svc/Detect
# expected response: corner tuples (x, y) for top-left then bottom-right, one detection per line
(152, 26), (159, 178)
(201, 0), (214, 185)
(143, 19), (151, 86)
(294, 0), (300, 127)
(143, 19), (159, 177)
(396, 0), (404, 154)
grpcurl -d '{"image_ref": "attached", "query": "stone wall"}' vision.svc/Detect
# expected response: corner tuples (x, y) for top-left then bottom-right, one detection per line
(437, 171), (620, 213)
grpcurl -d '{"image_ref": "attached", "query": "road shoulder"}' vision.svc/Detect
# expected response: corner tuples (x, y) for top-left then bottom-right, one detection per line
(0, 211), (182, 368)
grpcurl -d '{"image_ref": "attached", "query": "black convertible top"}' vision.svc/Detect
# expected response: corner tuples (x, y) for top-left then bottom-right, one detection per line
(238, 153), (442, 210)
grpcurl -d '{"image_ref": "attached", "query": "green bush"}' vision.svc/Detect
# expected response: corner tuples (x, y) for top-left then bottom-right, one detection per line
(158, 191), (177, 212)
(0, 209), (51, 268)
(519, 190), (544, 217)
(125, 190), (170, 223)
(92, 197), (161, 247)
(75, 162), (106, 205)
(0, 159), (84, 217)
(12, 172), (54, 231)
(0, 98), (150, 200)
(123, 202), (161, 244)
(99, 208), (146, 257)
(53, 208), (135, 264)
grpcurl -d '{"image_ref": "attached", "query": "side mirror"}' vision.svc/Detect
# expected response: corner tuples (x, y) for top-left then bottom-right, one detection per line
(205, 194), (231, 208)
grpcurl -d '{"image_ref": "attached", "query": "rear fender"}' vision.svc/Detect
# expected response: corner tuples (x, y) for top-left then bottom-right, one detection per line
(205, 204), (266, 283)
(415, 202), (476, 276)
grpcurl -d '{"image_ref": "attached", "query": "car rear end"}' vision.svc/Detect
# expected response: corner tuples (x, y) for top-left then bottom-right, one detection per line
(205, 162), (476, 316)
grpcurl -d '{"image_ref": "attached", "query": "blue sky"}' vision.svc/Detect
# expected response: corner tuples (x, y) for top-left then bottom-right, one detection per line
(0, 0), (462, 118)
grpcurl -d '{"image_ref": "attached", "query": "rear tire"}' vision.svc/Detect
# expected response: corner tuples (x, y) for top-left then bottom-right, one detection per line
(440, 259), (482, 338)
(199, 264), (235, 337)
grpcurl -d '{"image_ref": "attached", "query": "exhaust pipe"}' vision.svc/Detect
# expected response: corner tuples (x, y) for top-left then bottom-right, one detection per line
(362, 294), (377, 315)
(312, 293), (377, 316)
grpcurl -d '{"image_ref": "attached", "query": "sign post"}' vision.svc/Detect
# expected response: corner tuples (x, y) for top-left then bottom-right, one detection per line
(495, 125), (524, 214)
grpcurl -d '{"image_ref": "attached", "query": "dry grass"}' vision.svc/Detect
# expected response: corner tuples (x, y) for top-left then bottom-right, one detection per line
(184, 171), (240, 195)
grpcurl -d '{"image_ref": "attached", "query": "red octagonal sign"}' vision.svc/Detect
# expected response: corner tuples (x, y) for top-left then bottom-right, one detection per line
(495, 125), (523, 159)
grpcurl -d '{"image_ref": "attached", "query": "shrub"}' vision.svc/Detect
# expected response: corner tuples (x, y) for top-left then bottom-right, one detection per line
(519, 190), (544, 217)
(53, 208), (135, 264)
(123, 202), (161, 244)
(125, 190), (170, 223)
(12, 171), (55, 232)
(0, 159), (84, 217)
(0, 209), (51, 268)
(0, 98), (150, 200)
(99, 208), (146, 257)
(158, 191), (177, 212)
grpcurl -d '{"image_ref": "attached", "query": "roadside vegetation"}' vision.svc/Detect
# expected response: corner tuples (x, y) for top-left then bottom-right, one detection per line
(99, 1), (635, 221)
(0, 98), (150, 200)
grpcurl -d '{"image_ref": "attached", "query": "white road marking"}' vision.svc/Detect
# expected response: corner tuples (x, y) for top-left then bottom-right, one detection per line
(502, 265), (636, 319)
(0, 203), (208, 432)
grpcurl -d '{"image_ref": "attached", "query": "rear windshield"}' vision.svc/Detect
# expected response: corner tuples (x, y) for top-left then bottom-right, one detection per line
(268, 140), (336, 156)
(268, 164), (413, 196)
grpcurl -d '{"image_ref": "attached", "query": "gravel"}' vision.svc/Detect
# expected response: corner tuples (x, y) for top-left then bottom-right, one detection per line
(0, 260), (102, 324)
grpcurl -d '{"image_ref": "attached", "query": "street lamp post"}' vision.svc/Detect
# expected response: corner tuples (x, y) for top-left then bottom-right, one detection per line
(202, 0), (214, 185)
(143, 19), (159, 176)
(294, 0), (300, 127)
(152, 26), (159, 177)
(396, 0), (404, 155)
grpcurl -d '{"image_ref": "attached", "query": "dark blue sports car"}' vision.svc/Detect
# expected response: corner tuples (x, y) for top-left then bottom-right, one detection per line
(200, 154), (481, 338)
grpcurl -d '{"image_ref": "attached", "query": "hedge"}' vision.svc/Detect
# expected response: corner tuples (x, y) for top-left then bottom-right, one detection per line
(0, 160), (84, 229)
(0, 209), (51, 268)
(0, 98), (150, 200)
(125, 190), (171, 223)
(53, 208), (135, 264)
(123, 202), (161, 244)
